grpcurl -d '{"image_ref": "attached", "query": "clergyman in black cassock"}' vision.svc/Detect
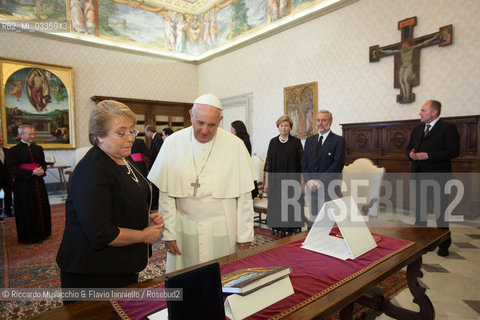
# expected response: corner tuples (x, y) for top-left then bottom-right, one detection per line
(131, 138), (149, 176)
(7, 126), (51, 244)
(0, 136), (13, 217)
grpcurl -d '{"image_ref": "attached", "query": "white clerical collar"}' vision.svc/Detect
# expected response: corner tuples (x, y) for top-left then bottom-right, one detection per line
(426, 118), (440, 129)
(21, 140), (31, 146)
(318, 130), (331, 142)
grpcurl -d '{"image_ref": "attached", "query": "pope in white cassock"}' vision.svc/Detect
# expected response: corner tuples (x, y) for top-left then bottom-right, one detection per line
(148, 93), (257, 273)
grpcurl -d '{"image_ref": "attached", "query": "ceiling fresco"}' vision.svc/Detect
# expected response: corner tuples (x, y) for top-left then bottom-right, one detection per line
(0, 0), (353, 62)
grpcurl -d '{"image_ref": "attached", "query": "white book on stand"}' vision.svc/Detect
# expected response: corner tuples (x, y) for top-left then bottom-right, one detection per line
(45, 155), (56, 165)
(302, 196), (377, 260)
(224, 276), (294, 320)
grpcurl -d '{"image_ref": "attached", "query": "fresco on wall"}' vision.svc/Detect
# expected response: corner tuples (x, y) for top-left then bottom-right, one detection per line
(246, 0), (268, 28)
(291, 0), (315, 11)
(163, 11), (190, 52)
(70, 0), (97, 34)
(99, 1), (165, 47)
(0, 0), (67, 22)
(186, 14), (202, 54)
(268, 0), (289, 21)
(1, 0), (333, 57)
(199, 8), (218, 51)
(217, 0), (267, 42)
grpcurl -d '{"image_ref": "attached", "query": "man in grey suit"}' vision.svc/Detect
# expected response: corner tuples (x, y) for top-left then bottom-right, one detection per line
(301, 110), (346, 226)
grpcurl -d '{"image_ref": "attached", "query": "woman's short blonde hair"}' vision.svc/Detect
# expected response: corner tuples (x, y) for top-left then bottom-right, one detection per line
(89, 100), (136, 145)
(276, 115), (293, 128)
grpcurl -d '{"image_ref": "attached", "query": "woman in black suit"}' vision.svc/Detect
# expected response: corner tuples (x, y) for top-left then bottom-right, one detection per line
(57, 100), (163, 298)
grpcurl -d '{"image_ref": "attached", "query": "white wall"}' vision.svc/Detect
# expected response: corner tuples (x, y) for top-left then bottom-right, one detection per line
(2, 0), (479, 178)
(198, 0), (480, 159)
(0, 32), (198, 182)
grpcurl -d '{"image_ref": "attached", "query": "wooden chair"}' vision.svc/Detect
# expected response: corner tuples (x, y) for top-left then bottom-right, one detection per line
(341, 158), (385, 216)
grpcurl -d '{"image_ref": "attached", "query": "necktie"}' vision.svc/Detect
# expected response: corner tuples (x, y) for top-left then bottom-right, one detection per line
(316, 135), (323, 155)
(424, 124), (431, 137)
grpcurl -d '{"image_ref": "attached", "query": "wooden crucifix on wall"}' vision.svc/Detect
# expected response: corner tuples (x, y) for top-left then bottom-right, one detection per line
(369, 16), (452, 104)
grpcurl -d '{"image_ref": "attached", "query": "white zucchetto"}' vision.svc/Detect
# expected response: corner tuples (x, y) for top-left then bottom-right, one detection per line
(193, 93), (222, 110)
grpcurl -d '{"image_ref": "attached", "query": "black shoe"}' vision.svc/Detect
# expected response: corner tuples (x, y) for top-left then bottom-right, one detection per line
(437, 248), (449, 257)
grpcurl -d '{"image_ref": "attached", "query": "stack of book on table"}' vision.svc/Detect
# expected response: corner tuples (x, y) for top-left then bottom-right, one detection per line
(222, 266), (294, 320)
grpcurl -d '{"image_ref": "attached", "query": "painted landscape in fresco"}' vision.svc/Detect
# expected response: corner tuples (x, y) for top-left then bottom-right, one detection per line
(99, 1), (165, 47)
(0, 0), (67, 22)
(217, 0), (268, 43)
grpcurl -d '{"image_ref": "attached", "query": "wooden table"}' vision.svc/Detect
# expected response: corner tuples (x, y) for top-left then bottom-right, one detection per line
(47, 165), (70, 191)
(32, 222), (448, 320)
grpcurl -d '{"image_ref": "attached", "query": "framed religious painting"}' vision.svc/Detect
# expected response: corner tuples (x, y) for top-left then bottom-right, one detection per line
(284, 81), (317, 139)
(0, 58), (75, 149)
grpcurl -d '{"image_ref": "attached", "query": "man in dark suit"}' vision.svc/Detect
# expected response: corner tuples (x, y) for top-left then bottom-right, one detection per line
(161, 127), (174, 140)
(406, 100), (459, 257)
(145, 125), (163, 211)
(301, 110), (346, 226)
(145, 125), (163, 169)
(0, 136), (13, 219)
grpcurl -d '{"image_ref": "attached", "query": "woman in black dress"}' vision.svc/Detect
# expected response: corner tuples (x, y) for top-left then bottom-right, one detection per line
(264, 115), (303, 237)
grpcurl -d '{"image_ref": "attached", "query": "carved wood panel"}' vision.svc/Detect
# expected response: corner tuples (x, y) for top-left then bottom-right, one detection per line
(341, 115), (480, 173)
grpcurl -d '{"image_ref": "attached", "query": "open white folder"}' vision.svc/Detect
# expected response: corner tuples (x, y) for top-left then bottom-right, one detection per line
(302, 197), (377, 260)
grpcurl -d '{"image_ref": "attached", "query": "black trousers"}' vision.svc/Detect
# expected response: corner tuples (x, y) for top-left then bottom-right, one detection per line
(413, 173), (452, 250)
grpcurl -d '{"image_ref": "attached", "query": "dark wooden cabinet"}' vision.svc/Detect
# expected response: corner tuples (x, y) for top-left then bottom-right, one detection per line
(341, 116), (480, 215)
(341, 115), (480, 173)
(91, 96), (192, 148)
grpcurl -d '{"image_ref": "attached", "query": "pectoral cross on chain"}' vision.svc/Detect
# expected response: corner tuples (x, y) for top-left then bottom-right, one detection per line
(191, 177), (200, 196)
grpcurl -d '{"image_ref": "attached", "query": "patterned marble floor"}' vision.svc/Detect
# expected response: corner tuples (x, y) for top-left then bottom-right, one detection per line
(373, 211), (480, 320)
(48, 192), (67, 205)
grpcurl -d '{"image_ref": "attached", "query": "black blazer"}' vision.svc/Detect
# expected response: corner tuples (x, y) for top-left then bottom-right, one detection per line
(406, 119), (460, 173)
(56, 146), (151, 275)
(301, 132), (346, 183)
(0, 147), (10, 183)
(149, 133), (163, 169)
